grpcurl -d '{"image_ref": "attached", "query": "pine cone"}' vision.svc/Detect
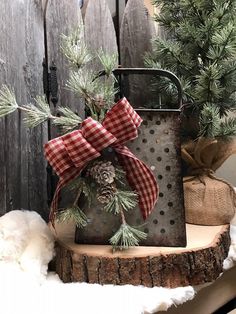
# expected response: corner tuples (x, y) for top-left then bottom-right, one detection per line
(89, 160), (116, 185)
(97, 184), (116, 204)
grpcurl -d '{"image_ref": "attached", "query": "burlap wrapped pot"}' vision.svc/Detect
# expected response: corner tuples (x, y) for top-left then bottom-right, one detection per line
(182, 137), (236, 225)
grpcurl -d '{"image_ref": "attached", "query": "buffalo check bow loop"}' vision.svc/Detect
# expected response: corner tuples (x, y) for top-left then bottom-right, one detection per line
(44, 98), (158, 222)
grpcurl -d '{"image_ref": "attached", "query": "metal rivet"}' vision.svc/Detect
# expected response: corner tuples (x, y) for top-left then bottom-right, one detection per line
(149, 129), (155, 134)
(160, 210), (165, 215)
(170, 220), (175, 225)
(150, 147), (155, 153)
(153, 219), (158, 224)
(151, 165), (156, 171)
(157, 156), (162, 161)
(166, 166), (171, 171)
(160, 228), (166, 234)
(168, 202), (173, 207)
(142, 138), (147, 143)
(158, 174), (163, 179)
(164, 148), (169, 153)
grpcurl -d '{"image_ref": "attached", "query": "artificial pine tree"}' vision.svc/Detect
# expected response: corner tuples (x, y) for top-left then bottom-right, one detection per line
(146, 0), (236, 139)
(146, 1), (236, 226)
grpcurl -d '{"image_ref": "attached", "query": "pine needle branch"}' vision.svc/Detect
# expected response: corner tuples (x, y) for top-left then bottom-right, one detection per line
(66, 176), (84, 192)
(116, 190), (138, 211)
(56, 206), (88, 228)
(103, 189), (138, 214)
(0, 85), (18, 117)
(61, 27), (92, 69)
(23, 96), (52, 127)
(218, 117), (236, 137)
(114, 167), (126, 185)
(103, 195), (120, 214)
(67, 68), (117, 121)
(97, 50), (118, 77)
(53, 106), (82, 132)
(67, 69), (98, 103)
(0, 86), (57, 128)
(109, 222), (147, 251)
(198, 104), (221, 137)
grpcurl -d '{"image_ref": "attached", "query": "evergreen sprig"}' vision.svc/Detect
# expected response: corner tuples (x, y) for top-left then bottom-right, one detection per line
(109, 223), (147, 251)
(219, 117), (236, 137)
(103, 189), (138, 214)
(67, 176), (95, 207)
(53, 107), (82, 132)
(97, 50), (118, 77)
(67, 69), (98, 101)
(63, 27), (118, 122)
(56, 206), (88, 228)
(103, 195), (120, 214)
(67, 68), (117, 121)
(0, 85), (83, 130)
(199, 104), (221, 138)
(23, 96), (52, 127)
(199, 104), (236, 138)
(114, 167), (126, 185)
(0, 85), (18, 117)
(61, 27), (92, 68)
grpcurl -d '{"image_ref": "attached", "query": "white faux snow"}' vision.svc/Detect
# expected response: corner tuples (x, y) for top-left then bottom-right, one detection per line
(0, 210), (195, 314)
(0, 263), (195, 314)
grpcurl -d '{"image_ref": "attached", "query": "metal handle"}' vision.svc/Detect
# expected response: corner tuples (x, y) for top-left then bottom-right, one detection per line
(113, 68), (183, 109)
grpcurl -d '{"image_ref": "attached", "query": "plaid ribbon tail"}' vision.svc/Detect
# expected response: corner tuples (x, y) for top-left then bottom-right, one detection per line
(115, 145), (158, 219)
(49, 181), (62, 226)
(49, 169), (80, 224)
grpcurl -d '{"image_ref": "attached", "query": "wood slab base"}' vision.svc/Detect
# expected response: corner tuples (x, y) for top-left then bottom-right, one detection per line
(54, 223), (230, 288)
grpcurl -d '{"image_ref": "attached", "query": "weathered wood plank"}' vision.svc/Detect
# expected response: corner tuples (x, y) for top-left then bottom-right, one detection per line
(22, 1), (48, 219)
(0, 1), (23, 215)
(0, 1), (47, 218)
(84, 0), (118, 72)
(120, 0), (155, 107)
(46, 0), (84, 116)
(45, 0), (84, 209)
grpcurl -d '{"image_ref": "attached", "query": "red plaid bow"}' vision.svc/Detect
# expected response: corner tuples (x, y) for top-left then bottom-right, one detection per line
(44, 98), (158, 222)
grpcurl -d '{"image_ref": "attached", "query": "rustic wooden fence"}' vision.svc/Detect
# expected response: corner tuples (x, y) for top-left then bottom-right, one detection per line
(0, 0), (155, 219)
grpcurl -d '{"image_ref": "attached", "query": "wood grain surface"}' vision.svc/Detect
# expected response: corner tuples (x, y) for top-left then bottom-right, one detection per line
(54, 222), (230, 288)
(120, 0), (155, 107)
(0, 0), (47, 218)
(85, 0), (118, 72)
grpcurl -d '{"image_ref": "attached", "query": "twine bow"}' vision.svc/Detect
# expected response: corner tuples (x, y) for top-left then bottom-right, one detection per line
(44, 98), (158, 222)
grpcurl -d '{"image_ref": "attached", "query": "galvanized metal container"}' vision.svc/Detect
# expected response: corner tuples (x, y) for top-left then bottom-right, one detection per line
(75, 68), (186, 247)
